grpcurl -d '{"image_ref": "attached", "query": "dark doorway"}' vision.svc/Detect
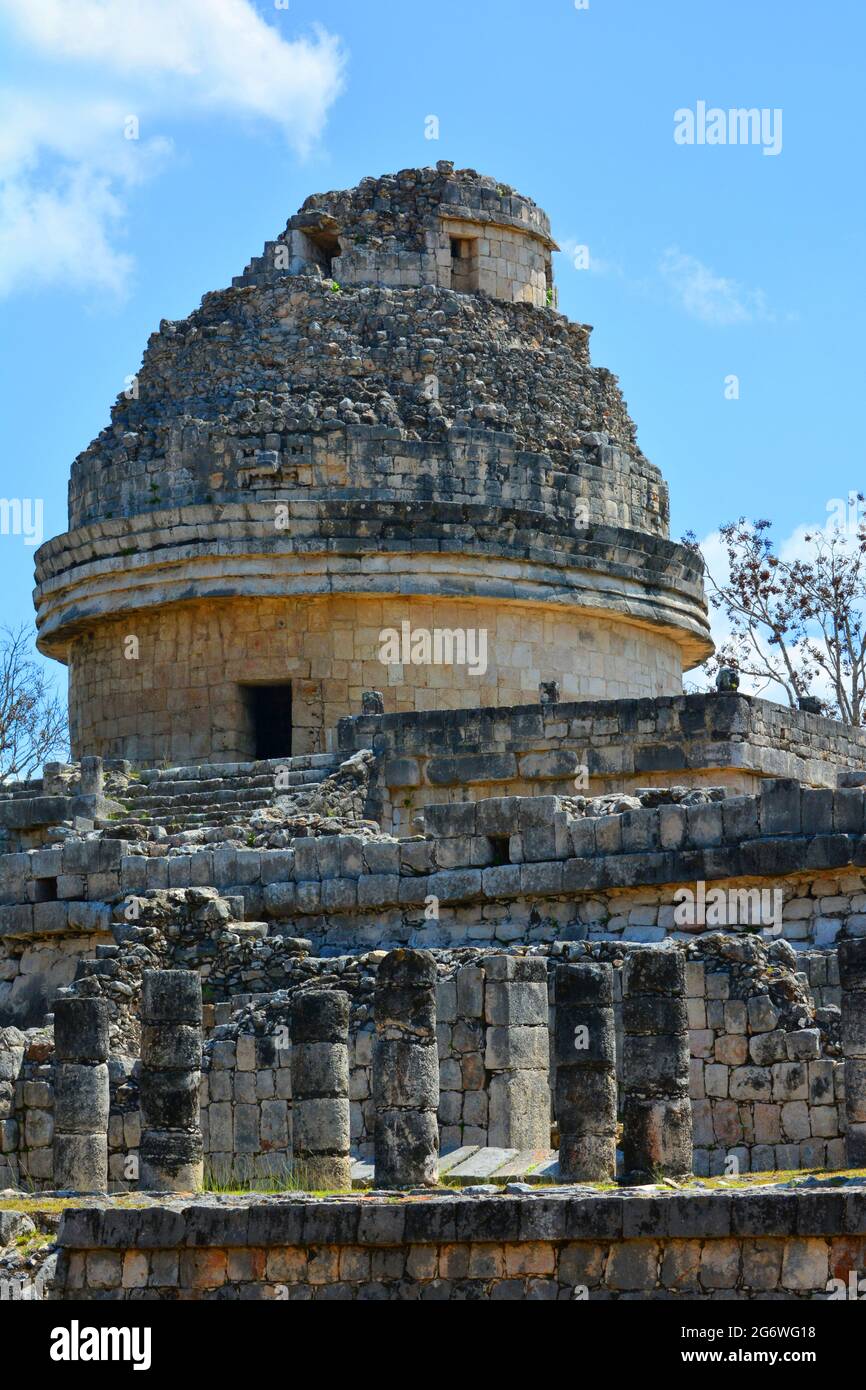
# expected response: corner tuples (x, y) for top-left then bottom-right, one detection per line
(307, 227), (342, 277)
(245, 683), (292, 759)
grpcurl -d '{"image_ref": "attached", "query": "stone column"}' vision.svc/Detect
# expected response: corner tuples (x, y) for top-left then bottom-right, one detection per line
(483, 955), (550, 1150)
(53, 997), (110, 1192)
(139, 970), (203, 1192)
(374, 948), (439, 1188)
(839, 938), (866, 1165)
(622, 948), (692, 1182)
(79, 756), (104, 796)
(290, 989), (351, 1189)
(554, 962), (617, 1181)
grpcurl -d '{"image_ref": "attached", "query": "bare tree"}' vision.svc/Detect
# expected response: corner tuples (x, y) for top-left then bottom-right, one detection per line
(0, 624), (69, 782)
(684, 511), (866, 724)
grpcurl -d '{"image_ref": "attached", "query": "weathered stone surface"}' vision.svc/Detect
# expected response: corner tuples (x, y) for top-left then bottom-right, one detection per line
(141, 970), (203, 1026)
(291, 990), (350, 1190)
(52, 997), (109, 1193)
(54, 1134), (108, 1193)
(139, 970), (203, 1194)
(53, 997), (109, 1064)
(374, 950), (439, 1187)
(622, 948), (692, 1180)
(555, 963), (616, 1181)
(373, 1109), (439, 1189)
(54, 1063), (110, 1134)
(139, 1129), (203, 1192)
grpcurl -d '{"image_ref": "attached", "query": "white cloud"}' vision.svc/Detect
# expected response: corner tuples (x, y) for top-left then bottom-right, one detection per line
(556, 236), (624, 278)
(0, 0), (345, 299)
(659, 246), (773, 327)
(0, 165), (133, 297)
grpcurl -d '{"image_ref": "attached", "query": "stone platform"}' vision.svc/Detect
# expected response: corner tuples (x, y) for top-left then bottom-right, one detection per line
(36, 1177), (866, 1300)
(351, 1147), (560, 1187)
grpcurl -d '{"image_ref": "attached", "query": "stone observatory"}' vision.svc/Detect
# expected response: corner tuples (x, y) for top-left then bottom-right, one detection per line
(9, 169), (866, 1301)
(33, 161), (711, 765)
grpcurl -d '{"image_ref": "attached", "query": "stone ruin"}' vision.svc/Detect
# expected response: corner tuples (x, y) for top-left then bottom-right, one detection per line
(4, 165), (866, 1302)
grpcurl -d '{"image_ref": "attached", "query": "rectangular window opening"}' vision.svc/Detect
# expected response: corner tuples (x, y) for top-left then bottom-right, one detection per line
(450, 237), (479, 292)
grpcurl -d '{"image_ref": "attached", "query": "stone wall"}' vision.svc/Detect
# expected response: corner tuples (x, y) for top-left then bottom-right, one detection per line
(197, 939), (839, 1179)
(266, 163), (558, 308)
(339, 693), (866, 831)
(2, 928), (844, 1189)
(0, 1028), (138, 1191)
(64, 595), (683, 765)
(51, 1187), (866, 1300)
(200, 954), (550, 1172)
(682, 950), (844, 1176)
(439, 217), (550, 306)
(10, 782), (866, 972)
(62, 259), (656, 533)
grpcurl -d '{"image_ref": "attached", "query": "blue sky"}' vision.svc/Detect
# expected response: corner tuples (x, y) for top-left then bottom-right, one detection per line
(1, 0), (864, 698)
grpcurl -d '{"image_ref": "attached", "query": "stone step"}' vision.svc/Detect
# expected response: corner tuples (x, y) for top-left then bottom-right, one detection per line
(108, 813), (259, 831)
(120, 769), (335, 815)
(117, 794), (306, 817)
(126, 777), (278, 797)
(128, 778), (329, 798)
(106, 754), (343, 835)
(122, 788), (279, 809)
(136, 754), (338, 784)
(445, 1148), (520, 1181)
(348, 1148), (562, 1189)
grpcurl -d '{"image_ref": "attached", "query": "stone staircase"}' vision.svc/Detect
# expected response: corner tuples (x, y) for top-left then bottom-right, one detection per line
(0, 778), (44, 801)
(232, 241), (294, 290)
(107, 753), (341, 835)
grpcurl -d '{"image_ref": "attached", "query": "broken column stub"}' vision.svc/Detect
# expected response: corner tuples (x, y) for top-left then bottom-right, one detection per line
(839, 937), (866, 1166)
(622, 947), (692, 1182)
(53, 996), (110, 1192)
(373, 948), (439, 1188)
(139, 970), (203, 1192)
(290, 989), (351, 1190)
(482, 954), (550, 1149)
(554, 962), (617, 1181)
(78, 756), (104, 796)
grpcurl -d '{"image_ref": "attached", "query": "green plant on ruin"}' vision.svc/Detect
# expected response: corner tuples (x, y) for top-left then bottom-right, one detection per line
(202, 1156), (349, 1196)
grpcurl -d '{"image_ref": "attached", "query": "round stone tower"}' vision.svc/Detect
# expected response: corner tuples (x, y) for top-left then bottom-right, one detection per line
(33, 162), (711, 764)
